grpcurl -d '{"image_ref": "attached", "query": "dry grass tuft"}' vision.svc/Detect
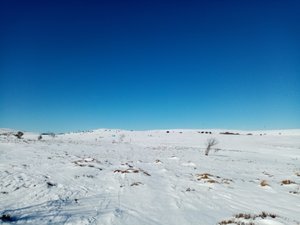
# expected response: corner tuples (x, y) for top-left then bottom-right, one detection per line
(206, 179), (219, 183)
(196, 173), (213, 180)
(260, 180), (269, 187)
(281, 180), (295, 185)
(196, 173), (232, 185)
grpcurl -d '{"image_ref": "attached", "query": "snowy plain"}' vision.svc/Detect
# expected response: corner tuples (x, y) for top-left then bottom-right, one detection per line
(0, 128), (300, 225)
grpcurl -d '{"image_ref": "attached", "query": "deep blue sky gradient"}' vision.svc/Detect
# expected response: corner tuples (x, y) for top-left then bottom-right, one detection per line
(1, 0), (299, 132)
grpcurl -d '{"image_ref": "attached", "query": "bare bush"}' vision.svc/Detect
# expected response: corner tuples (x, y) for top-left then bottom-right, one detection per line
(205, 138), (218, 156)
(15, 131), (24, 139)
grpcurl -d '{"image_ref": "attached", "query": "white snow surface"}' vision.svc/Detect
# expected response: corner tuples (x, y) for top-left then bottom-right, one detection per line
(0, 129), (300, 225)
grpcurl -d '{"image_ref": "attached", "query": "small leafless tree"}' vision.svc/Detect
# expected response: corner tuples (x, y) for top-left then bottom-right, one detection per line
(205, 138), (218, 156)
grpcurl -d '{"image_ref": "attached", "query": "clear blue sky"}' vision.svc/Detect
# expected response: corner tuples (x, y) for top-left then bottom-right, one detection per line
(1, 0), (299, 132)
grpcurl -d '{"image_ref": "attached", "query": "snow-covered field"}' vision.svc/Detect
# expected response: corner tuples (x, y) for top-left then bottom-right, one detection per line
(0, 128), (300, 225)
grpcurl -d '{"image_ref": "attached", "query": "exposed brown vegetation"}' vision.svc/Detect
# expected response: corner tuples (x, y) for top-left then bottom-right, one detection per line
(196, 173), (232, 185)
(258, 212), (277, 219)
(218, 219), (235, 224)
(219, 212), (277, 225)
(235, 213), (251, 219)
(218, 219), (254, 225)
(114, 168), (151, 176)
(281, 180), (295, 185)
(196, 173), (213, 180)
(206, 179), (218, 183)
(260, 180), (269, 187)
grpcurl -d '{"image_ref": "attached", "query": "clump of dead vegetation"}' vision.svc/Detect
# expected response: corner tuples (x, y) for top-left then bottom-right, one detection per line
(237, 212), (276, 219)
(114, 168), (139, 174)
(114, 168), (151, 176)
(196, 173), (232, 185)
(260, 180), (269, 187)
(218, 212), (277, 225)
(219, 219), (254, 225)
(281, 180), (295, 185)
(73, 157), (99, 165)
(73, 157), (102, 170)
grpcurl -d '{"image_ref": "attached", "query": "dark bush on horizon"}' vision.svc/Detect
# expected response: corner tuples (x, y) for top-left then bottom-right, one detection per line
(15, 131), (24, 139)
(220, 132), (240, 135)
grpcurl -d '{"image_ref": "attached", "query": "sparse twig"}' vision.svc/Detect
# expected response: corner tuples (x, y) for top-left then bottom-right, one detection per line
(205, 138), (218, 156)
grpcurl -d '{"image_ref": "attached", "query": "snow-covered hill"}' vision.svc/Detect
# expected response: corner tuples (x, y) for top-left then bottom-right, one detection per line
(0, 129), (300, 225)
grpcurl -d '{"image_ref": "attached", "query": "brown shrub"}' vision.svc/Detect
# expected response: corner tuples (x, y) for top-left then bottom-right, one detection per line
(281, 180), (295, 185)
(260, 180), (269, 186)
